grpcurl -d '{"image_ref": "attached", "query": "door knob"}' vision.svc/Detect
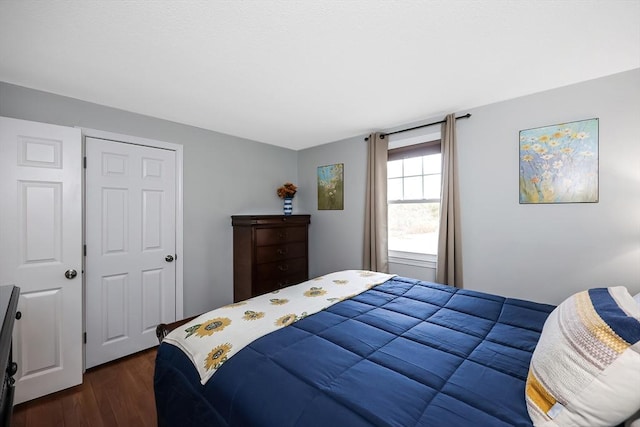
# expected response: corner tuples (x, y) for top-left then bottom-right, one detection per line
(65, 269), (78, 279)
(165, 255), (174, 262)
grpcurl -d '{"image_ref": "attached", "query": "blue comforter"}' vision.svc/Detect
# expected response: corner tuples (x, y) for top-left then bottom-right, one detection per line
(154, 276), (555, 426)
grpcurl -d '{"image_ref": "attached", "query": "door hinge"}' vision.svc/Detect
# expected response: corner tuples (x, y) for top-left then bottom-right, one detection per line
(83, 244), (87, 256)
(83, 156), (87, 169)
(83, 332), (87, 344)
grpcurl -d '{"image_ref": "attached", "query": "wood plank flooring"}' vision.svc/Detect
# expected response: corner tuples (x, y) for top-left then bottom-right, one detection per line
(11, 347), (158, 427)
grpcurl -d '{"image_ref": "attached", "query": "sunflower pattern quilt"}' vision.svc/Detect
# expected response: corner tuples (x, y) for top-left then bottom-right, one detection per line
(162, 270), (395, 385)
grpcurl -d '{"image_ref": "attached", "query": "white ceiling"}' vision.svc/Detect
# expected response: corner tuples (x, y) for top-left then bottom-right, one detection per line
(1, 1), (638, 150)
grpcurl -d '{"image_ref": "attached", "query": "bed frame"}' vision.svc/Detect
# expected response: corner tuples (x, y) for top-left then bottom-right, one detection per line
(155, 315), (197, 344)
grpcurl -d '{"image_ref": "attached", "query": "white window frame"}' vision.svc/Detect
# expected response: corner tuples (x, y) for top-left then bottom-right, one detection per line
(387, 130), (441, 267)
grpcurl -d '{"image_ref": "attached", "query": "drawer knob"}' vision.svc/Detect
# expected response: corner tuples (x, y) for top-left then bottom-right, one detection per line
(278, 232), (288, 239)
(277, 264), (289, 272)
(276, 248), (287, 255)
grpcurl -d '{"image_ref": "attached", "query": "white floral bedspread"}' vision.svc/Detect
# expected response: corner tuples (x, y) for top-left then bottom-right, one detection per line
(162, 270), (395, 385)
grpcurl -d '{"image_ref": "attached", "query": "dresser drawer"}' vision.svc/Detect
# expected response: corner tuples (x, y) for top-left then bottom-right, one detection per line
(256, 257), (306, 280)
(253, 273), (308, 296)
(232, 215), (310, 302)
(255, 226), (306, 246)
(256, 242), (306, 264)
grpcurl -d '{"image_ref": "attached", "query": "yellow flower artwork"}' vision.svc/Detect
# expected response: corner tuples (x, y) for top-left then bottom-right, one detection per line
(519, 118), (598, 204)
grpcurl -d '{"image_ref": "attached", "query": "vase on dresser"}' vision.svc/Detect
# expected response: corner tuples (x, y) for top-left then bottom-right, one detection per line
(283, 197), (293, 215)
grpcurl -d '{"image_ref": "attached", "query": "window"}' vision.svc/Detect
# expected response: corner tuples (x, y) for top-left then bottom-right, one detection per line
(387, 141), (441, 259)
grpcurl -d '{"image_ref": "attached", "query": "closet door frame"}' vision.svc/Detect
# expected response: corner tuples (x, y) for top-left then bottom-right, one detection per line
(81, 127), (184, 367)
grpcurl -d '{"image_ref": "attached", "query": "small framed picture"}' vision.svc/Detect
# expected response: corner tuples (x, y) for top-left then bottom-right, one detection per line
(317, 163), (344, 210)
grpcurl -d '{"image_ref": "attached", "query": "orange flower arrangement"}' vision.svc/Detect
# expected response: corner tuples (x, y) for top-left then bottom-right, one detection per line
(277, 182), (297, 199)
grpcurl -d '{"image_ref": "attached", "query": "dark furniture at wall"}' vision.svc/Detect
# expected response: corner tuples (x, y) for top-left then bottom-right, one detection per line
(0, 285), (20, 427)
(231, 215), (310, 302)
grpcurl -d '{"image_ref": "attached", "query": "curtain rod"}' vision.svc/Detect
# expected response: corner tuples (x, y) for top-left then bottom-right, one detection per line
(364, 113), (471, 141)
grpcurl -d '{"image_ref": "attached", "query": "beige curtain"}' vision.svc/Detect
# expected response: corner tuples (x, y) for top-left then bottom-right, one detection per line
(363, 132), (389, 273)
(436, 114), (463, 287)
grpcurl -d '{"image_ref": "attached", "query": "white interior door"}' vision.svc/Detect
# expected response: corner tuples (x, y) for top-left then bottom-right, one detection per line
(0, 116), (83, 404)
(85, 137), (177, 368)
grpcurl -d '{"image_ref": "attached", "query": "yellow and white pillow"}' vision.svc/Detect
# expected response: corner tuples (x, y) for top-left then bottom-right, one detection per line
(526, 286), (640, 426)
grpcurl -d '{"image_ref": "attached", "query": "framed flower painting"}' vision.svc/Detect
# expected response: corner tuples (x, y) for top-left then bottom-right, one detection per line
(519, 118), (598, 204)
(317, 163), (344, 210)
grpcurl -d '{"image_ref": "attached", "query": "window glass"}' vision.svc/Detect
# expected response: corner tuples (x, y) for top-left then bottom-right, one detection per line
(388, 203), (440, 255)
(387, 178), (403, 201)
(387, 148), (441, 256)
(388, 159), (403, 178)
(403, 157), (422, 176)
(403, 176), (423, 199)
(423, 154), (441, 174)
(423, 175), (441, 200)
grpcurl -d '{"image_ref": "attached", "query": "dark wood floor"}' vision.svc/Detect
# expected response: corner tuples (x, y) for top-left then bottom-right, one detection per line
(11, 347), (158, 427)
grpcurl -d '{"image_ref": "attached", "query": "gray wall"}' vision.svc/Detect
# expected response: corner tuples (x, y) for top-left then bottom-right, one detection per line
(298, 69), (640, 305)
(458, 69), (640, 304)
(3, 69), (638, 310)
(0, 82), (299, 316)
(297, 136), (367, 278)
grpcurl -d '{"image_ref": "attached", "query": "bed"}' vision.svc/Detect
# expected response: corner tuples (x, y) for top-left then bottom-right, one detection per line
(154, 271), (640, 427)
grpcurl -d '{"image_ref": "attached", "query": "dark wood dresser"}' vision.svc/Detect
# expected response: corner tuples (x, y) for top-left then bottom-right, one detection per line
(0, 285), (20, 427)
(232, 215), (311, 302)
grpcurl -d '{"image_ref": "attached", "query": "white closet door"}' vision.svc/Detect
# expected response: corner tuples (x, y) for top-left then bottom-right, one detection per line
(0, 116), (83, 403)
(85, 137), (176, 368)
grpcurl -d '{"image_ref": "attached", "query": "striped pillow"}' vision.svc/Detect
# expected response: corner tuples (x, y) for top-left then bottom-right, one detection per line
(526, 287), (640, 426)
